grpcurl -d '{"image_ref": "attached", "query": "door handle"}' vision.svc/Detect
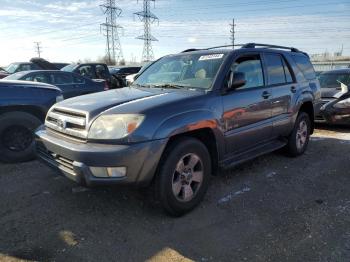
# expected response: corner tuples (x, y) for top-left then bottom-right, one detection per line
(262, 91), (271, 99)
(291, 86), (297, 93)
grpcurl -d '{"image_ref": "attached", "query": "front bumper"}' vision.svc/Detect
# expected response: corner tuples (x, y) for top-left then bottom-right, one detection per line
(316, 102), (350, 125)
(35, 126), (167, 187)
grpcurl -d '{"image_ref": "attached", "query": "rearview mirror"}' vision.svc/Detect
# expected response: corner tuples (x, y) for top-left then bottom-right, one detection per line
(227, 71), (246, 90)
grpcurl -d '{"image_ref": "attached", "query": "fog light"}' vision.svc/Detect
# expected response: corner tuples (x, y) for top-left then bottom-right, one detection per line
(107, 167), (127, 178)
(90, 167), (127, 178)
(89, 167), (108, 178)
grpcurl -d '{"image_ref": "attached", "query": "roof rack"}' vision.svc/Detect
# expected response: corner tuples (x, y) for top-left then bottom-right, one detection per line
(182, 43), (305, 55)
(181, 48), (202, 53)
(206, 44), (244, 50)
(242, 43), (300, 52)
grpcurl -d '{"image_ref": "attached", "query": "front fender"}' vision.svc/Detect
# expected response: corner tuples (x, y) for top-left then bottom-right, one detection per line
(153, 110), (221, 139)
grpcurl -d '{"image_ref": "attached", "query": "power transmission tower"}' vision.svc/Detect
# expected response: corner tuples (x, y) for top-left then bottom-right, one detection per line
(230, 19), (235, 49)
(100, 0), (124, 65)
(34, 42), (42, 57)
(134, 0), (159, 62)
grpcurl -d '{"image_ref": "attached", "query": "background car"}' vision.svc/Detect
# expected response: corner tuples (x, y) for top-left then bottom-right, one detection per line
(108, 66), (141, 87)
(317, 69), (350, 125)
(4, 70), (108, 99)
(5, 62), (42, 74)
(61, 63), (118, 89)
(0, 80), (62, 162)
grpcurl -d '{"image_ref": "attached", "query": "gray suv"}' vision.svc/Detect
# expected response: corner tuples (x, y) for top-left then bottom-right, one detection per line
(35, 43), (321, 216)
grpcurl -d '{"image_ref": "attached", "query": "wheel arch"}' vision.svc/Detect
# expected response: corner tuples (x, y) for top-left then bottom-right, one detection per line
(298, 100), (314, 134)
(0, 105), (46, 122)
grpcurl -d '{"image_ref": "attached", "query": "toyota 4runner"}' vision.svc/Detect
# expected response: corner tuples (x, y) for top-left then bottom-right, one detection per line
(35, 43), (321, 216)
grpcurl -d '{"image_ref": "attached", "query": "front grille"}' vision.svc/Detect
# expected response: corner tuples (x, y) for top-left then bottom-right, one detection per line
(36, 143), (76, 176)
(45, 107), (88, 140)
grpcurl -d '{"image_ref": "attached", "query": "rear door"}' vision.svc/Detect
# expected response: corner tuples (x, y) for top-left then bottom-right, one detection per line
(222, 52), (273, 155)
(73, 74), (99, 94)
(51, 72), (77, 98)
(262, 52), (296, 136)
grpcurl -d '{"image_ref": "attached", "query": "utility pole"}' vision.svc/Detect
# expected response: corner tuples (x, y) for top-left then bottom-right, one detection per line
(134, 0), (159, 62)
(100, 0), (124, 65)
(34, 42), (42, 57)
(230, 19), (235, 49)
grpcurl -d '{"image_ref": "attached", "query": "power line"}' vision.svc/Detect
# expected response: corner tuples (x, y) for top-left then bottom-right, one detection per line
(100, 0), (124, 64)
(134, 0), (159, 62)
(230, 19), (235, 49)
(34, 42), (42, 57)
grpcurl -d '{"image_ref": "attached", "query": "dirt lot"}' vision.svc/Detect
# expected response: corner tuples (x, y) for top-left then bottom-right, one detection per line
(1, 125), (350, 262)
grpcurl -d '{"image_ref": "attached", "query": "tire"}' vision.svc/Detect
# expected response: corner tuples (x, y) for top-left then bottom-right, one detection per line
(286, 112), (311, 157)
(0, 111), (42, 163)
(156, 137), (212, 216)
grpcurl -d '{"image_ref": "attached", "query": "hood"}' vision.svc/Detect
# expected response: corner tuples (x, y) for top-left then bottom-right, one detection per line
(54, 87), (202, 119)
(0, 80), (61, 92)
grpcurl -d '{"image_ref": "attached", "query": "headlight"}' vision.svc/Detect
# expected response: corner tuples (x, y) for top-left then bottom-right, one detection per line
(88, 114), (145, 139)
(333, 98), (350, 109)
(56, 95), (64, 103)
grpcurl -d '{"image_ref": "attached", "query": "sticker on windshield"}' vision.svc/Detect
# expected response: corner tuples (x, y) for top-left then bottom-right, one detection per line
(199, 54), (224, 61)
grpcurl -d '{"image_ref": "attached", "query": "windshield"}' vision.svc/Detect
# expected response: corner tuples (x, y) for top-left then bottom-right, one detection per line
(319, 73), (350, 88)
(5, 63), (19, 74)
(3, 71), (27, 80)
(61, 64), (76, 72)
(134, 53), (228, 89)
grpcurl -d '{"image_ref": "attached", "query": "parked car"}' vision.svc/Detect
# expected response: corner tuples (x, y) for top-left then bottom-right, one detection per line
(109, 66), (141, 87)
(5, 62), (42, 74)
(316, 69), (350, 125)
(62, 63), (117, 89)
(4, 70), (108, 99)
(4, 58), (59, 75)
(0, 80), (62, 163)
(35, 43), (320, 216)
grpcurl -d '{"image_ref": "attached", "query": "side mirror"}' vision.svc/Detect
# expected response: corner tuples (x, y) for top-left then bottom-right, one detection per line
(227, 71), (246, 90)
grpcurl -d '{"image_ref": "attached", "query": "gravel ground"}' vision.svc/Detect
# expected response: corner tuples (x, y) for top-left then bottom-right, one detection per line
(1, 125), (350, 262)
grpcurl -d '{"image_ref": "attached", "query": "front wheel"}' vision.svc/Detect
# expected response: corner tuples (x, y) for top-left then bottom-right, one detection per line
(156, 137), (212, 216)
(0, 111), (42, 163)
(286, 112), (311, 157)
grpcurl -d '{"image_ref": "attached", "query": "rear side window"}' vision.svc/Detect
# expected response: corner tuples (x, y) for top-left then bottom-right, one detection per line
(292, 55), (316, 80)
(31, 73), (51, 83)
(282, 59), (293, 83)
(265, 54), (286, 85)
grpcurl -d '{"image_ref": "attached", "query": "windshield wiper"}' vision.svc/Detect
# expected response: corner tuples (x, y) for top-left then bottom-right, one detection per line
(150, 83), (188, 89)
(132, 83), (150, 88)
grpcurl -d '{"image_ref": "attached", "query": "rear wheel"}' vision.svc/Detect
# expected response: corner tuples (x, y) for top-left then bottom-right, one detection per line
(0, 112), (42, 163)
(156, 137), (211, 216)
(286, 112), (311, 157)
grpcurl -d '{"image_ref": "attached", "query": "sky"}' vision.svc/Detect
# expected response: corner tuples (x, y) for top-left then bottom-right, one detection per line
(0, 0), (349, 65)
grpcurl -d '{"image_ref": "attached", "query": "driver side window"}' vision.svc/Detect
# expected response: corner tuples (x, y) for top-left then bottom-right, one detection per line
(231, 55), (264, 89)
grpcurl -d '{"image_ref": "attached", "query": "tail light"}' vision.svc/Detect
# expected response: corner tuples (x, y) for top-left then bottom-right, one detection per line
(104, 81), (109, 91)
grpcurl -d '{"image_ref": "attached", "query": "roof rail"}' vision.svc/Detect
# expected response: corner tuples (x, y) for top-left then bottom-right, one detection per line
(206, 44), (244, 50)
(181, 48), (202, 53)
(242, 43), (300, 52)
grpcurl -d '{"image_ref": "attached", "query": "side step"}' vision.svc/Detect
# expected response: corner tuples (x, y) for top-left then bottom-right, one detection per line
(220, 139), (287, 170)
